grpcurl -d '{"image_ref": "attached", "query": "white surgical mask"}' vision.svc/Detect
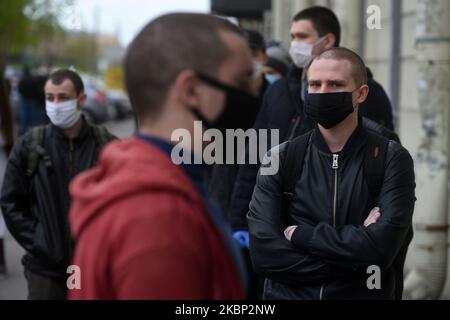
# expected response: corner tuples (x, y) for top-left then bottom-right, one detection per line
(265, 74), (281, 84)
(289, 36), (328, 68)
(46, 99), (81, 129)
(252, 60), (264, 80)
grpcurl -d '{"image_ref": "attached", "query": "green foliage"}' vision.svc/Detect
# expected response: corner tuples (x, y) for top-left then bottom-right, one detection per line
(0, 0), (74, 61)
(0, 0), (32, 52)
(1, 0), (106, 74)
(64, 32), (98, 72)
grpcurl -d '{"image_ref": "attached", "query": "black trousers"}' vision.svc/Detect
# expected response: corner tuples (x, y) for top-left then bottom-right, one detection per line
(0, 239), (6, 275)
(24, 269), (67, 300)
(242, 248), (264, 300)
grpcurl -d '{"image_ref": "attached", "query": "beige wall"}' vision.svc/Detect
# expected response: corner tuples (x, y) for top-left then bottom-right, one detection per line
(398, 1), (421, 161)
(271, 0), (450, 299)
(271, 0), (421, 156)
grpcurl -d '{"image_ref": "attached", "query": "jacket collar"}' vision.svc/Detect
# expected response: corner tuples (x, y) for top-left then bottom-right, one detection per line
(312, 117), (367, 155)
(50, 117), (91, 142)
(287, 64), (303, 81)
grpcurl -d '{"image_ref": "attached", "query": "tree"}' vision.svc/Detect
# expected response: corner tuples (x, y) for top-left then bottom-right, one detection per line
(0, 0), (31, 63)
(0, 0), (74, 72)
(63, 32), (98, 72)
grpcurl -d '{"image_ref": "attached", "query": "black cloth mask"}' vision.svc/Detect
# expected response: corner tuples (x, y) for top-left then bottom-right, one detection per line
(305, 91), (358, 129)
(190, 73), (260, 133)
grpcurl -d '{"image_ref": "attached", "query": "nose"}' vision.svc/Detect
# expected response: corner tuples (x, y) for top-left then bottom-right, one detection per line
(317, 85), (328, 94)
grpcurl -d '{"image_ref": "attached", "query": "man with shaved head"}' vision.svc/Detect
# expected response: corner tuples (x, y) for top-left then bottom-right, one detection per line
(228, 9), (397, 296)
(68, 13), (259, 300)
(248, 47), (416, 300)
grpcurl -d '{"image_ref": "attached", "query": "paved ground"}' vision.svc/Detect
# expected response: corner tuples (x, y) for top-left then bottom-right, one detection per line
(103, 117), (136, 139)
(0, 118), (135, 300)
(0, 230), (27, 300)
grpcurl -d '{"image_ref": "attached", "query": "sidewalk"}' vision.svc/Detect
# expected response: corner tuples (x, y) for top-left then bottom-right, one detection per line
(0, 231), (27, 300)
(0, 118), (135, 300)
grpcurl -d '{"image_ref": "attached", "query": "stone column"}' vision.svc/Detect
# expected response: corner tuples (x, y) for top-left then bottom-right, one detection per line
(404, 0), (450, 300)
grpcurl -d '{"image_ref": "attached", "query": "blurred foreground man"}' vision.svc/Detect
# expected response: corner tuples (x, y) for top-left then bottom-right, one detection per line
(68, 13), (259, 299)
(248, 48), (416, 300)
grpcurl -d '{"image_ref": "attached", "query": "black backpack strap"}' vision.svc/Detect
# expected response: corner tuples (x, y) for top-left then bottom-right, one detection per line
(364, 132), (390, 202)
(26, 125), (52, 177)
(92, 125), (114, 149)
(281, 131), (313, 202)
(285, 80), (304, 141)
(287, 81), (302, 113)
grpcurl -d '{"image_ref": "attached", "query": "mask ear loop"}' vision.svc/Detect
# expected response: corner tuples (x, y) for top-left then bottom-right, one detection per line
(313, 35), (329, 49)
(75, 97), (82, 112)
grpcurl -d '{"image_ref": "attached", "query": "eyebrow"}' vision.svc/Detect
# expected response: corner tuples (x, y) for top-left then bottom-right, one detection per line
(290, 31), (310, 38)
(308, 79), (347, 85)
(45, 92), (71, 97)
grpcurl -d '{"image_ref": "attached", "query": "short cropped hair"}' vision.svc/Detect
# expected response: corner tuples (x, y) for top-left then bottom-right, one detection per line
(124, 13), (243, 120)
(47, 69), (84, 95)
(293, 6), (341, 47)
(314, 47), (368, 87)
(243, 29), (265, 52)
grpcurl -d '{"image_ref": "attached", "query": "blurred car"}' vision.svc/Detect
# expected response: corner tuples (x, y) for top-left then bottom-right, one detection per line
(106, 89), (133, 120)
(82, 79), (110, 124)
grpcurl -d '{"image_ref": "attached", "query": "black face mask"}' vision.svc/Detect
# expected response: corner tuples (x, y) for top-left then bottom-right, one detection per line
(305, 91), (357, 129)
(190, 73), (260, 132)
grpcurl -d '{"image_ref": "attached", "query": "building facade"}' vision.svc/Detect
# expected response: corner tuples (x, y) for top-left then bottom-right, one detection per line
(269, 0), (450, 300)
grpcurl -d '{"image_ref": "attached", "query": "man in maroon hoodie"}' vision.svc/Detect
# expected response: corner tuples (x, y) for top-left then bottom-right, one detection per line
(68, 13), (260, 299)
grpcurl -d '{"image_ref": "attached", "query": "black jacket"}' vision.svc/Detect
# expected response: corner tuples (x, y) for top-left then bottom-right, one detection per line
(205, 77), (270, 215)
(361, 68), (395, 130)
(229, 65), (395, 231)
(1, 120), (116, 279)
(247, 124), (415, 300)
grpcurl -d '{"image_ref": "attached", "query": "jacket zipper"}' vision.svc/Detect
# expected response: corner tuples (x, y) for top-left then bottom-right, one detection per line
(332, 154), (339, 226)
(67, 139), (75, 261)
(69, 139), (74, 177)
(288, 116), (301, 141)
(319, 285), (325, 300)
(320, 154), (339, 300)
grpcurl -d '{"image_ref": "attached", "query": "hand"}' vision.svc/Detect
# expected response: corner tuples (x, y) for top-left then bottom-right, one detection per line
(364, 207), (382, 227)
(284, 226), (298, 241)
(233, 231), (250, 249)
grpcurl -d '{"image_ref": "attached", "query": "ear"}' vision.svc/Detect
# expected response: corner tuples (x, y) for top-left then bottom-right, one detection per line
(355, 85), (370, 105)
(172, 69), (200, 109)
(324, 33), (336, 49)
(254, 50), (268, 65)
(78, 93), (87, 110)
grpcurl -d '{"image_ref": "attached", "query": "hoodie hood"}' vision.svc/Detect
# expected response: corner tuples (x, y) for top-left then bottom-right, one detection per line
(69, 137), (201, 239)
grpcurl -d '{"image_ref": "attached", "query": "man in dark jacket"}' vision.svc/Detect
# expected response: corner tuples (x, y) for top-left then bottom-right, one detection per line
(230, 5), (395, 248)
(206, 28), (269, 216)
(204, 29), (271, 300)
(243, 29), (270, 99)
(18, 66), (49, 134)
(248, 48), (415, 300)
(1, 69), (116, 300)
